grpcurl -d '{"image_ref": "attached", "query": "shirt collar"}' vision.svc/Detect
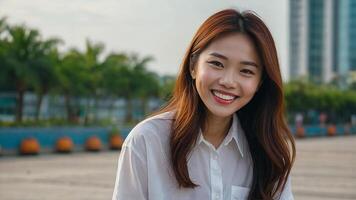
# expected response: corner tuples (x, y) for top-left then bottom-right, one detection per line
(196, 113), (245, 158)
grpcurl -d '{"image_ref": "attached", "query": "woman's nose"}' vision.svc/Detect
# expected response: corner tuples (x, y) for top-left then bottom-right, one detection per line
(218, 70), (238, 89)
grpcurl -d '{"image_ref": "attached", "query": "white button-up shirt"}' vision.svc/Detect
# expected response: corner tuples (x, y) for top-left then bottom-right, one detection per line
(112, 112), (294, 200)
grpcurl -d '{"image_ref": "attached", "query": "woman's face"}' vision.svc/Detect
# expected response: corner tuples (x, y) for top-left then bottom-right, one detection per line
(191, 33), (263, 119)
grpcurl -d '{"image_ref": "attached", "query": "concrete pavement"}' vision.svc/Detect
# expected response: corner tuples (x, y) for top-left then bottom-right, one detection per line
(1, 136), (355, 200)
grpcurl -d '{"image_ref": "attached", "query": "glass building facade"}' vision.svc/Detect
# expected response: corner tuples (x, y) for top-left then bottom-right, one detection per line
(289, 0), (356, 84)
(348, 0), (356, 71)
(308, 0), (324, 83)
(289, 0), (301, 77)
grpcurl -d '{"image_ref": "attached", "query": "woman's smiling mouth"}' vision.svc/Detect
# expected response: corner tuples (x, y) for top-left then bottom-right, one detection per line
(211, 90), (239, 104)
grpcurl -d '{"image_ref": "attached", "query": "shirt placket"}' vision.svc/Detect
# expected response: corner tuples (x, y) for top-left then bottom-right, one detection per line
(210, 149), (223, 200)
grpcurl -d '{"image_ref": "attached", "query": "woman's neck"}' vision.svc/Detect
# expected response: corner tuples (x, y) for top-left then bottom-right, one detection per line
(202, 112), (233, 149)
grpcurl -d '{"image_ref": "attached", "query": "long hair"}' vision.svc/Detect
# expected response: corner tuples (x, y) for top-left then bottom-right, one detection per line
(156, 9), (296, 199)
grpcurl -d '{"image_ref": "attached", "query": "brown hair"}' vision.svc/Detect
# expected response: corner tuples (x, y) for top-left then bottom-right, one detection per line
(157, 9), (295, 199)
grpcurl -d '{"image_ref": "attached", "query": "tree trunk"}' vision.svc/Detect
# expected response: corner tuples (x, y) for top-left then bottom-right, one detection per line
(35, 90), (44, 121)
(125, 97), (133, 123)
(84, 97), (90, 125)
(64, 93), (74, 122)
(93, 94), (99, 123)
(15, 80), (26, 122)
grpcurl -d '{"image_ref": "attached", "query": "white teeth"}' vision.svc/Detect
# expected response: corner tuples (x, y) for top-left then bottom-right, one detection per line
(212, 90), (235, 101)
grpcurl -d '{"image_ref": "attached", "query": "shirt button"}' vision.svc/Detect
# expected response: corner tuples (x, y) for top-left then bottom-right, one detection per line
(213, 155), (218, 160)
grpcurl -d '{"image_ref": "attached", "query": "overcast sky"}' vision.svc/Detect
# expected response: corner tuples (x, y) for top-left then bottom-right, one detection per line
(0, 0), (290, 80)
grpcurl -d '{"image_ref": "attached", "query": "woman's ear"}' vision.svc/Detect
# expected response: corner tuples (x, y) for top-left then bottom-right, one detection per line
(190, 53), (198, 80)
(190, 67), (196, 80)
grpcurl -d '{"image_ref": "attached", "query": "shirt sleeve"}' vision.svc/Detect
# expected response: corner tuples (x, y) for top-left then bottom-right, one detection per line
(112, 144), (148, 200)
(278, 175), (294, 200)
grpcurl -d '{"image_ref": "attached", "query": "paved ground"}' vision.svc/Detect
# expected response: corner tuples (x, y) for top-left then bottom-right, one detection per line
(0, 135), (355, 200)
(292, 136), (356, 200)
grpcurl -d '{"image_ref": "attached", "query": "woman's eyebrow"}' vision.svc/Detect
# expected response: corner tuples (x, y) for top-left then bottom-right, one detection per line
(209, 52), (228, 60)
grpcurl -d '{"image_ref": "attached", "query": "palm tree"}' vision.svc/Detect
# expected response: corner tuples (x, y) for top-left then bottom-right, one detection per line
(0, 21), (62, 121)
(0, 17), (11, 91)
(131, 61), (160, 116)
(126, 54), (157, 122)
(3, 25), (46, 122)
(101, 53), (131, 120)
(33, 43), (62, 120)
(55, 49), (88, 122)
(54, 40), (104, 123)
(82, 39), (104, 122)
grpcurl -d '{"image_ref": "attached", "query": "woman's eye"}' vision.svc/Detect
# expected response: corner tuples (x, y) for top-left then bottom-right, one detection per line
(207, 61), (224, 68)
(241, 69), (255, 75)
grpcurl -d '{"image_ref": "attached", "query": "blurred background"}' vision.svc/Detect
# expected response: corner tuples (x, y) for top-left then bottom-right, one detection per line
(0, 0), (354, 131)
(0, 0), (355, 200)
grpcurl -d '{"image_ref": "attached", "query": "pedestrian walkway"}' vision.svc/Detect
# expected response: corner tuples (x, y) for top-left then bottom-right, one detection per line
(0, 136), (355, 200)
(292, 136), (356, 200)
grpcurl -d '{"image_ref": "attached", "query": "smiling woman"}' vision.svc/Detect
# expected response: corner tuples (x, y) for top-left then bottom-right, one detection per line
(112, 9), (295, 200)
(191, 33), (262, 123)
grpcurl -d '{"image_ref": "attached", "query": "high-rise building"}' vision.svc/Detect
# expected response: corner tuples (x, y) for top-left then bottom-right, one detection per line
(289, 0), (356, 84)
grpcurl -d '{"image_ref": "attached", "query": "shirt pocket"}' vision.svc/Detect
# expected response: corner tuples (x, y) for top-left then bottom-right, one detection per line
(231, 185), (250, 200)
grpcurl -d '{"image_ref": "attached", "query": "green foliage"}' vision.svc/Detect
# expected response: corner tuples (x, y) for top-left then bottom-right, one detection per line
(0, 17), (176, 124)
(284, 80), (356, 123)
(0, 20), (62, 121)
(159, 75), (176, 100)
(100, 53), (131, 97)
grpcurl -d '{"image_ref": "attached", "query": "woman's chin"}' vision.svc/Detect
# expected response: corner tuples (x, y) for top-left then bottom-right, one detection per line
(205, 107), (237, 119)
